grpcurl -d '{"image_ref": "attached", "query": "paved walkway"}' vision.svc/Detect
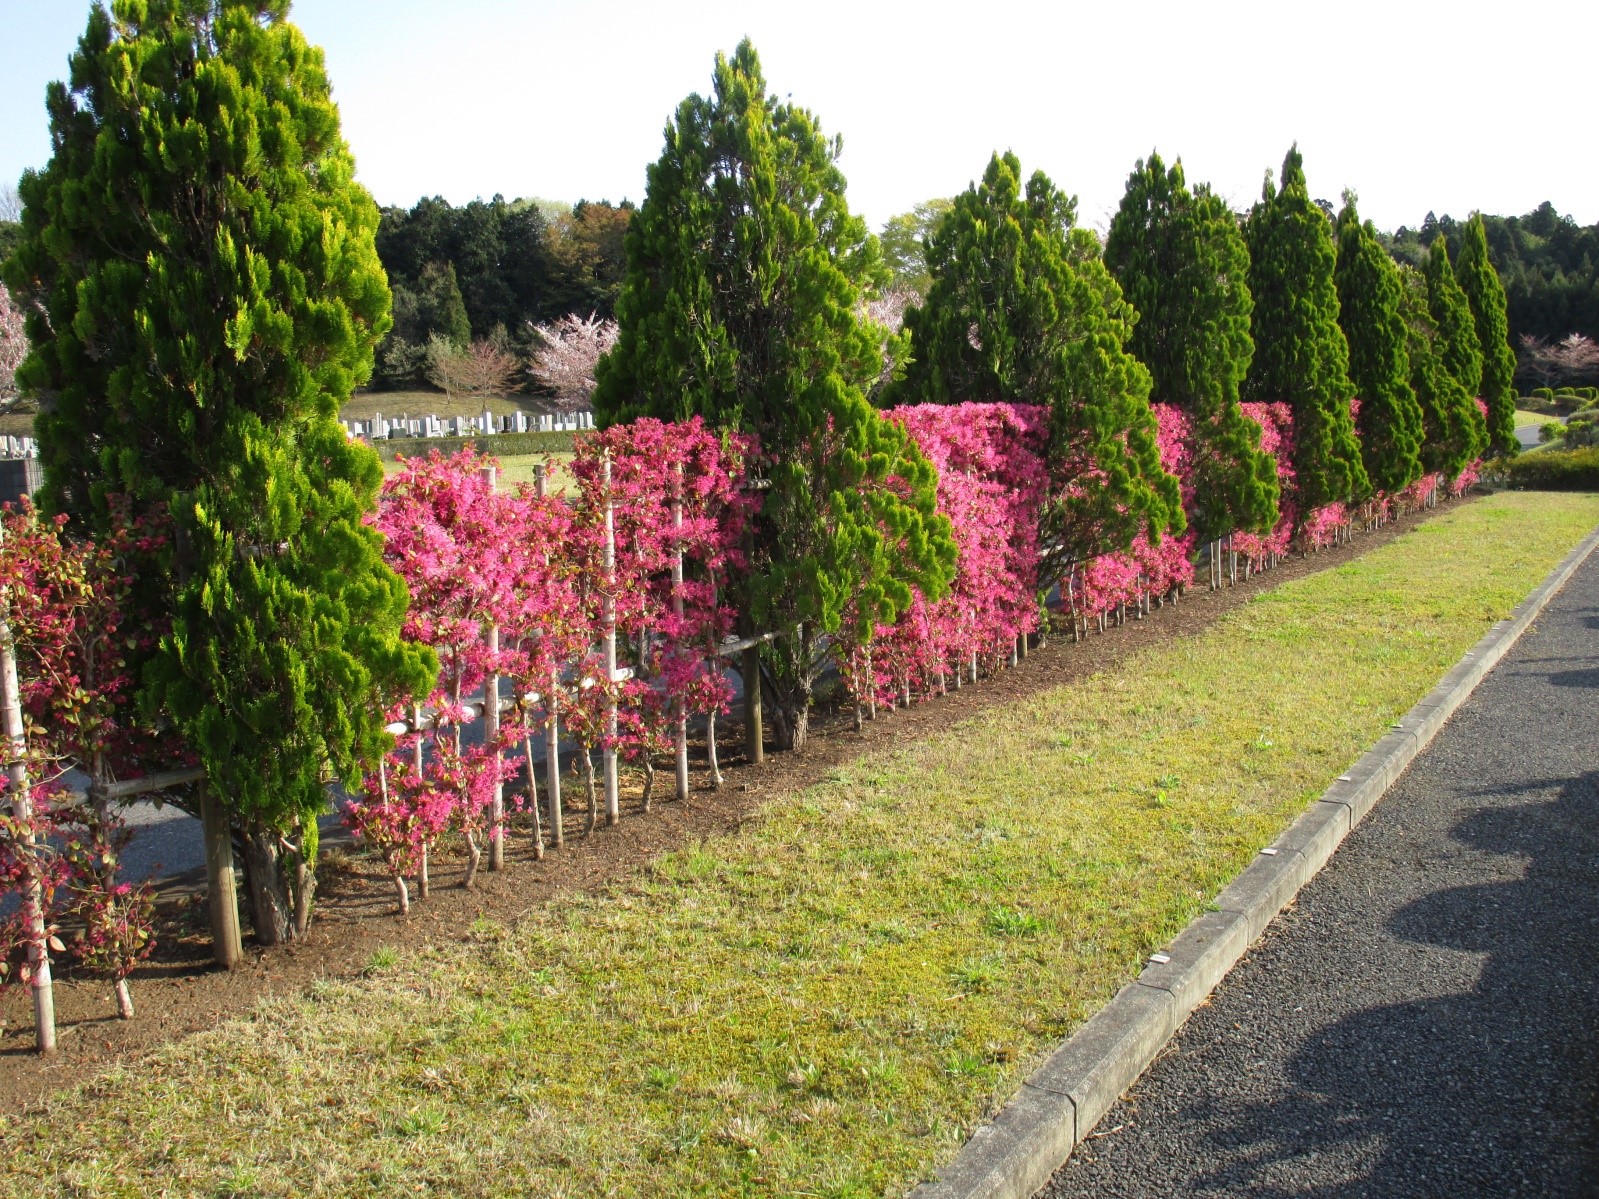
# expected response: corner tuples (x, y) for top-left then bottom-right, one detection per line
(1041, 552), (1599, 1198)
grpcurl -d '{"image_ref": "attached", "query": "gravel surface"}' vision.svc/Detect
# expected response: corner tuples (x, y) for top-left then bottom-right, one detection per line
(1040, 553), (1599, 1199)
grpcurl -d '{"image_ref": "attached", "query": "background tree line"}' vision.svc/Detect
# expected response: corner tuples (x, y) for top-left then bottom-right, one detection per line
(369, 193), (631, 392)
(880, 194), (1599, 391)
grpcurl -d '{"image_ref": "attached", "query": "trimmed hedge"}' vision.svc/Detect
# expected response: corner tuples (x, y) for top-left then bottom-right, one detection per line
(368, 430), (578, 462)
(1496, 447), (1599, 491)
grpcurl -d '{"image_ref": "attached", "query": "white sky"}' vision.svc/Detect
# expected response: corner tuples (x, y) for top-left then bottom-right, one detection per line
(3, 0), (1596, 234)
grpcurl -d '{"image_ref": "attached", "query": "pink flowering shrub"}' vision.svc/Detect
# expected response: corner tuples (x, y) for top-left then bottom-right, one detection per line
(360, 421), (755, 907)
(838, 403), (1049, 707)
(1, 500), (167, 1020)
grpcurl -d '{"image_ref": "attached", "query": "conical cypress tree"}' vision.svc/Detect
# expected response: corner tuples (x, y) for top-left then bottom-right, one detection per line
(1333, 195), (1425, 494)
(4, 0), (434, 942)
(1397, 264), (1485, 479)
(1455, 214), (1519, 456)
(1243, 146), (1370, 518)
(1424, 235), (1484, 401)
(897, 151), (1183, 579)
(419, 261), (472, 349)
(592, 40), (955, 750)
(1105, 151), (1278, 544)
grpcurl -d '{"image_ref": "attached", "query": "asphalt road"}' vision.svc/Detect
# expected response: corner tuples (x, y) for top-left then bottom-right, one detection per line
(1040, 551), (1599, 1198)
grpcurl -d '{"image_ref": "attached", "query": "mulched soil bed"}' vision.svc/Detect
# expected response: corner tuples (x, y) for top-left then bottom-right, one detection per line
(0, 498), (1467, 1108)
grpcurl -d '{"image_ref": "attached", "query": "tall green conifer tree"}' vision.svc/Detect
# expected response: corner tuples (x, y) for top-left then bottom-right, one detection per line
(896, 151), (1183, 581)
(1455, 214), (1519, 456)
(1243, 146), (1370, 519)
(592, 41), (955, 750)
(1398, 265), (1485, 479)
(1425, 235), (1484, 402)
(1333, 195), (1425, 494)
(1105, 151), (1278, 543)
(4, 0), (434, 942)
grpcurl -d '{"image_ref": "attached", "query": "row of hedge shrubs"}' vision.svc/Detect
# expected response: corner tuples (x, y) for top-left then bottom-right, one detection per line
(369, 430), (577, 462)
(1493, 447), (1599, 490)
(1523, 387), (1599, 413)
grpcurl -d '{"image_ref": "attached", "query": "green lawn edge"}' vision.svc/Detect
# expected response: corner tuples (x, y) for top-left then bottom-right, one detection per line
(9, 492), (1598, 1199)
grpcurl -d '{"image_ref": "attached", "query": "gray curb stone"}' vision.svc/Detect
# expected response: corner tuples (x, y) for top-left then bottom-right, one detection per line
(909, 521), (1599, 1199)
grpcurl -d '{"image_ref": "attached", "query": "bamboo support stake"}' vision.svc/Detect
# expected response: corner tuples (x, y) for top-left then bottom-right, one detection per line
(534, 465), (563, 846)
(601, 452), (620, 826)
(741, 531), (763, 765)
(479, 463), (506, 870)
(0, 522), (54, 1053)
(671, 467), (689, 802)
(485, 622), (504, 870)
(412, 702), (429, 898)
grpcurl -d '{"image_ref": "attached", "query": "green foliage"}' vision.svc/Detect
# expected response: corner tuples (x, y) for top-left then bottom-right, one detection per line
(370, 195), (633, 391)
(4, 0), (434, 935)
(1456, 214), (1519, 456)
(1561, 409), (1599, 448)
(878, 199), (953, 295)
(1397, 265), (1485, 478)
(1384, 203), (1599, 374)
(1106, 151), (1278, 542)
(1333, 195), (1425, 493)
(1243, 147), (1370, 513)
(1424, 235), (1484, 399)
(591, 40), (955, 745)
(1497, 445), (1599, 490)
(897, 151), (1183, 570)
(6, 491), (1595, 1198)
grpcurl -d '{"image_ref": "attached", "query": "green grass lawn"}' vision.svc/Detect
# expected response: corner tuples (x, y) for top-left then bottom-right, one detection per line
(8, 492), (1597, 1199)
(381, 451), (575, 494)
(1515, 407), (1551, 428)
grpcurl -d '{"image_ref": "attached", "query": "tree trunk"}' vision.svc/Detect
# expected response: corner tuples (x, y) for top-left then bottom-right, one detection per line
(418, 844), (430, 899)
(581, 750), (598, 835)
(706, 707), (723, 788)
(243, 823), (293, 946)
(545, 676), (563, 848)
(462, 830), (481, 889)
(292, 841), (315, 939)
(393, 873), (410, 916)
(114, 978), (133, 1020)
(742, 643), (764, 764)
(198, 780), (243, 968)
(522, 735), (544, 861)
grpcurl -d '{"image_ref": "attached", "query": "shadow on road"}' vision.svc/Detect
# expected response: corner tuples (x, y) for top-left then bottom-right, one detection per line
(1183, 772), (1599, 1198)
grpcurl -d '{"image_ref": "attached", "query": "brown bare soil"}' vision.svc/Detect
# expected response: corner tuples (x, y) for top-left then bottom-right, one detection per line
(0, 499), (1466, 1107)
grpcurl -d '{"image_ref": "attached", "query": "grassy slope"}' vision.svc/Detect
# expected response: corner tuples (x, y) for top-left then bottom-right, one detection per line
(1514, 407), (1551, 428)
(342, 392), (547, 421)
(381, 452), (575, 495)
(9, 492), (1597, 1199)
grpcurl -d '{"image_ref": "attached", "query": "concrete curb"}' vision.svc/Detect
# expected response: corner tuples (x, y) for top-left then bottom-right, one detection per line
(910, 522), (1599, 1199)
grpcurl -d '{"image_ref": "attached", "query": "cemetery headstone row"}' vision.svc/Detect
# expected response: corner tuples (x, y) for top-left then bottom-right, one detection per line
(1, 434), (40, 459)
(343, 409), (595, 441)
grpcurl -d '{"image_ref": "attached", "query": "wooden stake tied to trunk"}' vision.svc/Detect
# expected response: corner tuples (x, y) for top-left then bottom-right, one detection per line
(0, 531), (56, 1053)
(601, 452), (620, 826)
